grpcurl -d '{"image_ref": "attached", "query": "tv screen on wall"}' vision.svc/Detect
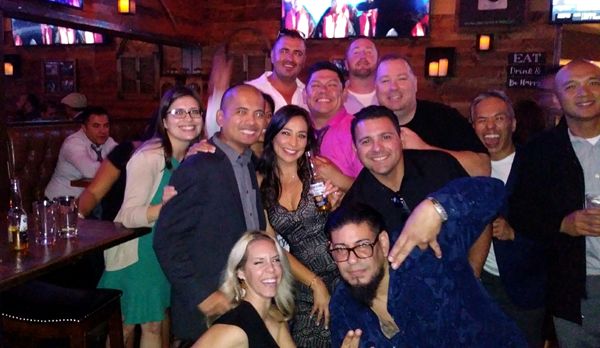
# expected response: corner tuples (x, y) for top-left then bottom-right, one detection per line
(11, 19), (106, 46)
(48, 0), (83, 9)
(281, 0), (430, 39)
(551, 0), (600, 24)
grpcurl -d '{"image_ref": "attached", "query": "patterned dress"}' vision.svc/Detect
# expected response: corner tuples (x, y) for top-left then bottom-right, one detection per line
(98, 158), (178, 324)
(267, 183), (340, 348)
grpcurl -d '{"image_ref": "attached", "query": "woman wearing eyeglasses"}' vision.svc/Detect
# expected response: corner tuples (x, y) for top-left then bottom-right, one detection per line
(257, 105), (342, 348)
(99, 86), (204, 347)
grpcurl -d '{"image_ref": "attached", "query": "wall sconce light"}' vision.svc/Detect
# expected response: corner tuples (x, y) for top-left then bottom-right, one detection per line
(4, 62), (14, 76)
(118, 0), (136, 14)
(477, 34), (493, 51)
(425, 47), (455, 78)
(4, 54), (20, 77)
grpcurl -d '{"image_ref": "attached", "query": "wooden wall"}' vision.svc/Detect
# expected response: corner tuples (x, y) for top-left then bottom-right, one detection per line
(2, 0), (558, 119)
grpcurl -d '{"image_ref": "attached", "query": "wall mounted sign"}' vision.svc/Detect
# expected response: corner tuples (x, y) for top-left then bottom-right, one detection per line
(506, 52), (545, 89)
(459, 0), (525, 27)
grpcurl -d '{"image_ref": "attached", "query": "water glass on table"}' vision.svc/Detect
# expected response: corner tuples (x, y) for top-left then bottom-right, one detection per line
(32, 199), (58, 245)
(56, 196), (79, 238)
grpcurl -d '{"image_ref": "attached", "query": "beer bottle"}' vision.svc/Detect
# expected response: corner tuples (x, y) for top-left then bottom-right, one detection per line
(8, 179), (28, 251)
(305, 150), (331, 212)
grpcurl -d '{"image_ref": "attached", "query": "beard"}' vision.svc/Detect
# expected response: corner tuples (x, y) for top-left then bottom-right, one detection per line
(350, 67), (374, 79)
(348, 263), (385, 307)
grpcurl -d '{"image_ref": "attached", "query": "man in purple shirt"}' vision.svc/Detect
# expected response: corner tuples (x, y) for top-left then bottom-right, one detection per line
(304, 61), (363, 191)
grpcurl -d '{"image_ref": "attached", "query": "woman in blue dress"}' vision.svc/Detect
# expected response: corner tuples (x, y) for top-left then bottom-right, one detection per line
(99, 86), (204, 347)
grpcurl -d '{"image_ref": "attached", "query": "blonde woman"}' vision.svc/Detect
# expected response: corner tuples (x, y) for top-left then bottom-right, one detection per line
(193, 231), (296, 348)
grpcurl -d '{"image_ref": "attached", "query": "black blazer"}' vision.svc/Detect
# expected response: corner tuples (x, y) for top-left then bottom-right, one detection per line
(154, 139), (265, 340)
(508, 119), (586, 324)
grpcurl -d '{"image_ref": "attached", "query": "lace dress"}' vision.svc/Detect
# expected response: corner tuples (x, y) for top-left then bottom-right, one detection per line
(267, 184), (340, 348)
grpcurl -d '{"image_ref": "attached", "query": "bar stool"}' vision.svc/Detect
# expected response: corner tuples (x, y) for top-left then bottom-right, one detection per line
(0, 281), (124, 348)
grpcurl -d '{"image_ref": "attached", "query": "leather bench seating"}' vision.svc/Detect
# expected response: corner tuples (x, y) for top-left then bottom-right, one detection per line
(5, 119), (148, 212)
(0, 281), (124, 348)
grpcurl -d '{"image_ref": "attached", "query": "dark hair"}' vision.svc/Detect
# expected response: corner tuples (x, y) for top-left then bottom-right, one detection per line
(325, 203), (384, 240)
(155, 86), (204, 169)
(274, 28), (306, 48)
(262, 92), (275, 114)
(78, 106), (110, 124)
(351, 105), (401, 144)
(307, 61), (346, 87)
(377, 54), (416, 77)
(258, 105), (316, 210)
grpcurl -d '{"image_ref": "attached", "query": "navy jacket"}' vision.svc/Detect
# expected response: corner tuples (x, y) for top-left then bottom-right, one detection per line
(154, 139), (265, 340)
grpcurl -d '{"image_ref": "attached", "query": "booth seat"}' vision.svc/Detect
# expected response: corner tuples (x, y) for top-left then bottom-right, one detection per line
(5, 119), (148, 212)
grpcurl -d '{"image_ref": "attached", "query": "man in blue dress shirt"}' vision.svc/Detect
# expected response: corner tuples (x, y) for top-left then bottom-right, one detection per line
(327, 177), (526, 347)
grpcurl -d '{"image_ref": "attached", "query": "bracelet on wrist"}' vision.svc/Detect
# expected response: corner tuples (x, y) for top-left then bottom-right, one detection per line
(427, 197), (448, 222)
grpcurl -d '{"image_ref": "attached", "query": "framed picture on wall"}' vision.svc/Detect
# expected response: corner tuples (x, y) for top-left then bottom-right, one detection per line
(458, 0), (525, 27)
(43, 60), (77, 94)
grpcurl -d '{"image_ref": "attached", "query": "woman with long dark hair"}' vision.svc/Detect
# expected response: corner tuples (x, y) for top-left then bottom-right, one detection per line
(258, 104), (341, 348)
(99, 86), (204, 347)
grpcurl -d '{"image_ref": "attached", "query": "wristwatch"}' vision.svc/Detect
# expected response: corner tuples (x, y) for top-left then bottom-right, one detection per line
(427, 197), (448, 222)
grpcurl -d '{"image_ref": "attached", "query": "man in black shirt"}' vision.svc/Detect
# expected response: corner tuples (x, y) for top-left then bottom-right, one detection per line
(341, 105), (488, 276)
(374, 54), (489, 177)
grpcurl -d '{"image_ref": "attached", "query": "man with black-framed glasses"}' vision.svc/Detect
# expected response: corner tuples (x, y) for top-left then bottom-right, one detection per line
(327, 190), (526, 347)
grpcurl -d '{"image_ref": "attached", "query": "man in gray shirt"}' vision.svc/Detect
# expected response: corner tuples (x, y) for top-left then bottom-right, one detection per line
(154, 84), (268, 343)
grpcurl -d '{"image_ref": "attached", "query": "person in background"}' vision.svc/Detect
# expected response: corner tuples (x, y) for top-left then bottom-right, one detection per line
(60, 92), (88, 120)
(508, 59), (600, 347)
(513, 99), (546, 146)
(192, 231), (296, 348)
(470, 90), (547, 347)
(154, 84), (268, 344)
(15, 93), (42, 121)
(258, 105), (341, 347)
(205, 29), (307, 137)
(45, 106), (117, 200)
(250, 93), (275, 158)
(78, 116), (156, 220)
(343, 37), (379, 115)
(534, 65), (563, 128)
(375, 54), (490, 177)
(40, 101), (61, 121)
(99, 86), (203, 348)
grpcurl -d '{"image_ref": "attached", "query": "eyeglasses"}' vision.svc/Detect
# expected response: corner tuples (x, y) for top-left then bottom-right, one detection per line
(329, 238), (379, 262)
(167, 108), (204, 119)
(277, 28), (306, 40)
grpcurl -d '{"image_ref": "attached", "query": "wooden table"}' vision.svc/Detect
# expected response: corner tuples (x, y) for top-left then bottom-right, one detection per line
(0, 219), (148, 291)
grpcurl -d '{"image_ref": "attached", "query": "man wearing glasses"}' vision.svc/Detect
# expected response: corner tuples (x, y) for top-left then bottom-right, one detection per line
(327, 191), (526, 347)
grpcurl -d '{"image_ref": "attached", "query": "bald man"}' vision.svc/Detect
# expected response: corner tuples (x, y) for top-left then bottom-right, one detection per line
(155, 84), (268, 343)
(508, 60), (600, 347)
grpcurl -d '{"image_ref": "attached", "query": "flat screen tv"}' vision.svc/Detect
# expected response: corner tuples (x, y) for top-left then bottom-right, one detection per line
(11, 19), (106, 46)
(48, 0), (83, 9)
(281, 0), (430, 39)
(551, 0), (600, 24)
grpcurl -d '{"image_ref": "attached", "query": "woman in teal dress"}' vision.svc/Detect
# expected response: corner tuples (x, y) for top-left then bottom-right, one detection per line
(99, 86), (204, 347)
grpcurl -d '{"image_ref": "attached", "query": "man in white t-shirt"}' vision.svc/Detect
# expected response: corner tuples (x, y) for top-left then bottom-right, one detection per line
(470, 90), (546, 347)
(206, 29), (308, 136)
(343, 37), (379, 115)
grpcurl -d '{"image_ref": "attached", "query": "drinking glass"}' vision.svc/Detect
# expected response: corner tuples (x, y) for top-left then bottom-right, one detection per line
(55, 196), (79, 238)
(585, 193), (600, 209)
(32, 199), (57, 245)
